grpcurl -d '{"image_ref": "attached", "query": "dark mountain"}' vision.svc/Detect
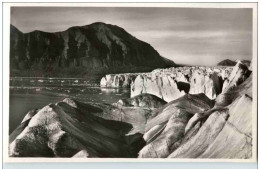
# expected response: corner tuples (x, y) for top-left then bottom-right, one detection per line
(217, 59), (236, 66)
(217, 59), (251, 67)
(10, 23), (176, 78)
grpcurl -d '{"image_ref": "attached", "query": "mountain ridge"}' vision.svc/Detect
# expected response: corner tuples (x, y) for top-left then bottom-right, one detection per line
(10, 22), (176, 78)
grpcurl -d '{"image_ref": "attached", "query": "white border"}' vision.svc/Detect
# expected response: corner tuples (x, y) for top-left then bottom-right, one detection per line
(2, 2), (258, 163)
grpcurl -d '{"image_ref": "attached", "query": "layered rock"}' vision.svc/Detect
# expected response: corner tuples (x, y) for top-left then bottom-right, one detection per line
(170, 76), (252, 158)
(138, 93), (214, 158)
(168, 109), (229, 158)
(199, 94), (252, 158)
(9, 98), (150, 157)
(139, 109), (191, 158)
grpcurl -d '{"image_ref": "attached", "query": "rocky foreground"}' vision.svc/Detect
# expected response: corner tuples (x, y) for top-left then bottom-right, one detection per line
(10, 61), (253, 158)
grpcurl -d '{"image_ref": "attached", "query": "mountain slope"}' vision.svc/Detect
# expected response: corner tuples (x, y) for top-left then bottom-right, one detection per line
(217, 59), (236, 66)
(10, 23), (176, 78)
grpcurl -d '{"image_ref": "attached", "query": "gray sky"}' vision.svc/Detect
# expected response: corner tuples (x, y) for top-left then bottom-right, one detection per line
(11, 7), (253, 65)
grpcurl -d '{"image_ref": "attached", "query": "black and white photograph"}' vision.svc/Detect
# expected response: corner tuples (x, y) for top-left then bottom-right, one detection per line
(3, 3), (257, 162)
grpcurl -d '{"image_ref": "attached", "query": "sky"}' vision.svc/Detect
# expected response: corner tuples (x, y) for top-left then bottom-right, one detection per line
(11, 7), (253, 66)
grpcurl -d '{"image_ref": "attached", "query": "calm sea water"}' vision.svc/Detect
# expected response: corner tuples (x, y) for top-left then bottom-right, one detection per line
(9, 77), (130, 134)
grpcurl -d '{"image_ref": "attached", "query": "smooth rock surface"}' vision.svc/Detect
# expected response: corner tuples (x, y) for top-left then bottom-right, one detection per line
(199, 94), (252, 158)
(138, 93), (214, 158)
(166, 73), (253, 159)
(168, 110), (229, 158)
(138, 109), (191, 158)
(9, 98), (150, 157)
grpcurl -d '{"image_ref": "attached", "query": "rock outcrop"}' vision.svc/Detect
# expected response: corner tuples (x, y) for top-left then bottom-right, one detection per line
(9, 98), (150, 157)
(167, 76), (252, 158)
(10, 23), (175, 77)
(168, 109), (229, 158)
(199, 94), (252, 158)
(138, 93), (214, 158)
